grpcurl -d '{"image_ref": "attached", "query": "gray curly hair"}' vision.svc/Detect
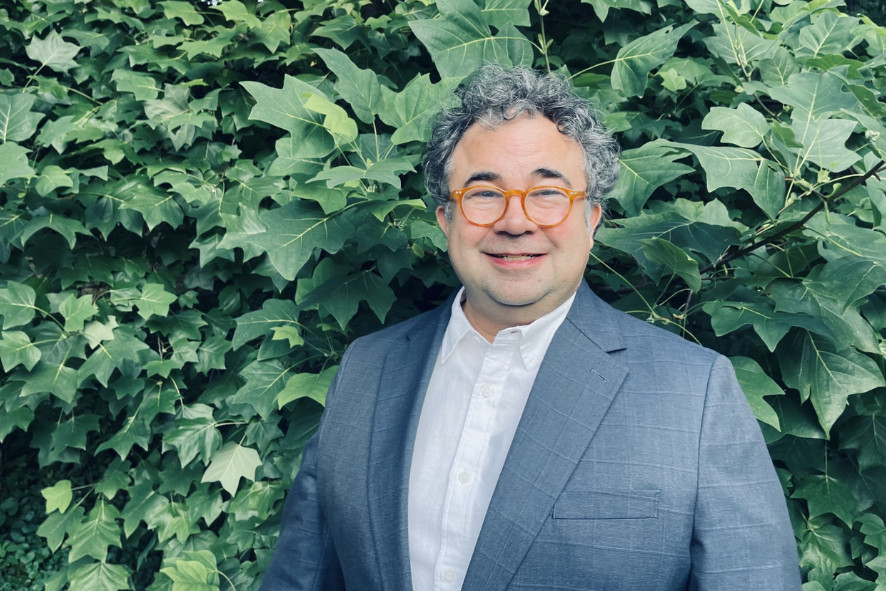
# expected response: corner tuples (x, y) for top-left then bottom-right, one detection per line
(423, 64), (620, 219)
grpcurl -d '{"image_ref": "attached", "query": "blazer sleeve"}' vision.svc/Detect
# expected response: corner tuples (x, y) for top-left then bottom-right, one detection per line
(688, 355), (802, 590)
(259, 363), (347, 591)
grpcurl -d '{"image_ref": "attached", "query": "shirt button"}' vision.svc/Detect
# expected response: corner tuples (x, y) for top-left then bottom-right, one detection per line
(457, 470), (471, 484)
(480, 385), (494, 398)
(444, 568), (457, 582)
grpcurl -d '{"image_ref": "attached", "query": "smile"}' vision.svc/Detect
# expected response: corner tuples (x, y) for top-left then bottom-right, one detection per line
(489, 254), (541, 260)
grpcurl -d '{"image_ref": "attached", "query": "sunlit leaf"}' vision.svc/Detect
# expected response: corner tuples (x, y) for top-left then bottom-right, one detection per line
(25, 31), (80, 73)
(201, 442), (262, 496)
(0, 92), (45, 142)
(276, 366), (337, 408)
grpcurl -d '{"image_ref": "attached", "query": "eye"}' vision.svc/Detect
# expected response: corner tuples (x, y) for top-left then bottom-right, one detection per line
(465, 188), (504, 200)
(528, 187), (568, 198)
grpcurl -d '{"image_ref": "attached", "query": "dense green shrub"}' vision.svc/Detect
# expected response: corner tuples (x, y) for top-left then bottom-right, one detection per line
(0, 0), (885, 589)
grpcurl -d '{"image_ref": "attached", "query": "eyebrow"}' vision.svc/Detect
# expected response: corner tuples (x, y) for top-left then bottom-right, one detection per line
(462, 167), (574, 187)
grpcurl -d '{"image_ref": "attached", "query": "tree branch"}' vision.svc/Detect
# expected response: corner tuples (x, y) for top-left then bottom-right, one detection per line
(699, 160), (886, 276)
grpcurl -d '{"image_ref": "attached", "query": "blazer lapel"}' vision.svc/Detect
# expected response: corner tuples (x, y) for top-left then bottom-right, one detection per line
(463, 283), (629, 590)
(365, 302), (451, 590)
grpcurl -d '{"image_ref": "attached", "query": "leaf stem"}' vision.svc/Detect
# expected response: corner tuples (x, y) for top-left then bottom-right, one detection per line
(699, 159), (886, 275)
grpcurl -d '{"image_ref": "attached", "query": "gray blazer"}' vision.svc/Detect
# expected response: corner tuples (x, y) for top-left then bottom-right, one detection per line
(260, 282), (802, 590)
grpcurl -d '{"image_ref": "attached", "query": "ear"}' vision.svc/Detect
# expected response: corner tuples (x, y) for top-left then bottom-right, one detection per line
(588, 203), (603, 249)
(436, 205), (450, 239)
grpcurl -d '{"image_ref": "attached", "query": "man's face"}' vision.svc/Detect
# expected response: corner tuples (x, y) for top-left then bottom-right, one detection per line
(436, 113), (602, 340)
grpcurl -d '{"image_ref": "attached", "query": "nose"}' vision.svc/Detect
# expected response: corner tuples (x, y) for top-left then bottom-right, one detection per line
(493, 194), (536, 234)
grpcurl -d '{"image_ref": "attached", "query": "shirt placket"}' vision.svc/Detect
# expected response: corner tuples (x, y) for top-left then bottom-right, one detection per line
(434, 331), (520, 589)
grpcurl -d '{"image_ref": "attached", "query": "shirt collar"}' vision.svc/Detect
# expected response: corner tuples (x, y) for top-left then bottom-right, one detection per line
(439, 287), (576, 370)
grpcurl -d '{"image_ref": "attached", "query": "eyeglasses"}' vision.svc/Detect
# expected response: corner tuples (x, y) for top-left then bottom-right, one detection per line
(449, 185), (586, 228)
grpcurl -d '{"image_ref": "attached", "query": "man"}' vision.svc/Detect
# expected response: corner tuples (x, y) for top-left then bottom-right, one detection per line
(260, 65), (801, 590)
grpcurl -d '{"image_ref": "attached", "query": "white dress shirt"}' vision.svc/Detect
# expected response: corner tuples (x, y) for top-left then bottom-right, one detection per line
(407, 288), (575, 591)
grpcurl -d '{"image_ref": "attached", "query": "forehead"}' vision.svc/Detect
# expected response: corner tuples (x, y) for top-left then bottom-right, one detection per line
(449, 114), (585, 186)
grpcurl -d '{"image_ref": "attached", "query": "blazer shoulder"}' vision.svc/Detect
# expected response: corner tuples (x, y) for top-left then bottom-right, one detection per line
(578, 287), (719, 366)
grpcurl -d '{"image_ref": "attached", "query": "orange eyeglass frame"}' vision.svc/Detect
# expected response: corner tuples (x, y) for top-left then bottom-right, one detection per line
(449, 185), (587, 228)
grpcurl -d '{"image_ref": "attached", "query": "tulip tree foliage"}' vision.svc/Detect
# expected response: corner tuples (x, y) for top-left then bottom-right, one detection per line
(0, 0), (885, 588)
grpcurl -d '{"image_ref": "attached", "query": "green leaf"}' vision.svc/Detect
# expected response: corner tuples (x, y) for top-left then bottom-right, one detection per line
(122, 480), (169, 538)
(379, 75), (461, 145)
(215, 0), (260, 28)
(68, 501), (122, 562)
(729, 356), (782, 430)
(37, 506), (84, 552)
(255, 11), (292, 53)
(79, 326), (151, 387)
(60, 293), (98, 332)
(0, 330), (41, 371)
(655, 140), (760, 195)
(581, 0), (652, 21)
(232, 299), (300, 350)
(42, 479), (73, 514)
(793, 474), (860, 526)
(232, 359), (289, 419)
(160, 552), (219, 591)
(702, 103), (769, 148)
(768, 72), (858, 122)
(596, 198), (743, 269)
(313, 47), (384, 125)
(21, 361), (81, 403)
(778, 331), (885, 436)
(798, 521), (854, 580)
(135, 283), (177, 320)
(841, 414), (886, 472)
(270, 325), (303, 348)
(0, 141), (35, 185)
(805, 257), (886, 313)
(162, 405), (221, 467)
(160, 0), (205, 25)
(409, 0), (533, 79)
(751, 160), (786, 220)
(116, 177), (185, 230)
(610, 144), (693, 216)
(481, 0), (532, 27)
(611, 23), (694, 97)
(241, 76), (335, 157)
(20, 212), (90, 249)
(155, 500), (200, 544)
(704, 21), (779, 67)
(95, 414), (152, 461)
(68, 560), (131, 591)
(0, 92), (45, 142)
(248, 201), (355, 281)
(25, 30), (81, 73)
(704, 298), (827, 352)
(277, 366), (338, 408)
(638, 237), (701, 292)
(35, 164), (75, 196)
(201, 442), (262, 496)
(302, 93), (358, 145)
(111, 69), (160, 101)
(796, 11), (860, 58)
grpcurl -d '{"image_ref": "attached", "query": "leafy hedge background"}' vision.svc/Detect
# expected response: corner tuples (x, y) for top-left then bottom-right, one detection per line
(1, 0), (885, 589)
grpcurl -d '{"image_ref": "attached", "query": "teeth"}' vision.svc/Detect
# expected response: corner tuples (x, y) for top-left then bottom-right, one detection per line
(494, 254), (538, 260)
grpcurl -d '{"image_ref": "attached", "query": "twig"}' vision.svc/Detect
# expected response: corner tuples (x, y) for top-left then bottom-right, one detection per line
(698, 160), (886, 275)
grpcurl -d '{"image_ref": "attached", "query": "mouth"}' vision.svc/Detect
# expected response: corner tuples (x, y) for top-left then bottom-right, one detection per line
(488, 253), (542, 261)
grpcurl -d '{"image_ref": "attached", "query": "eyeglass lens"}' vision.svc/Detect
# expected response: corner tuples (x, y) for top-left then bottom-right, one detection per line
(461, 187), (573, 226)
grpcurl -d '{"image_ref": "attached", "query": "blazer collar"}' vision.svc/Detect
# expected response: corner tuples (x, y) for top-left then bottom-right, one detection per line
(463, 282), (629, 590)
(365, 283), (627, 590)
(365, 296), (453, 590)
